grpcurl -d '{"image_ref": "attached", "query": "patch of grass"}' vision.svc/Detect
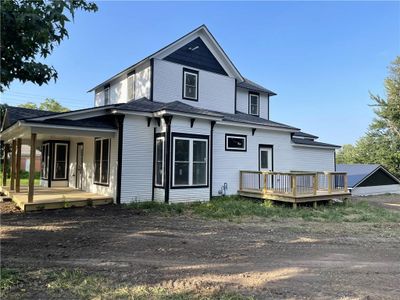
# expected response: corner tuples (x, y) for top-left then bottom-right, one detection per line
(0, 268), (21, 292)
(6, 269), (253, 300)
(124, 196), (400, 223)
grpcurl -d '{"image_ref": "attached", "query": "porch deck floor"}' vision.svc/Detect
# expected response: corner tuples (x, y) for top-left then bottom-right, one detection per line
(238, 189), (351, 203)
(0, 186), (113, 212)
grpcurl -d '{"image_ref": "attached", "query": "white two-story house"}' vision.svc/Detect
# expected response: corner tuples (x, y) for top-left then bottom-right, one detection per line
(1, 25), (341, 205)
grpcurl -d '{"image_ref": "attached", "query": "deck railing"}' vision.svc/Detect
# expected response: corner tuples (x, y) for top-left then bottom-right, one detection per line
(239, 171), (348, 197)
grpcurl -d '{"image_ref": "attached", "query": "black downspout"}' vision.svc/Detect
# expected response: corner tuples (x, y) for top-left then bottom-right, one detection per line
(151, 127), (156, 201)
(209, 121), (216, 200)
(116, 114), (125, 204)
(163, 115), (173, 203)
(150, 58), (154, 101)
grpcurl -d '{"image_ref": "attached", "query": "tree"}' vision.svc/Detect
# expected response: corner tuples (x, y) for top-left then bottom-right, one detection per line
(1, 0), (97, 91)
(336, 57), (400, 177)
(18, 98), (70, 112)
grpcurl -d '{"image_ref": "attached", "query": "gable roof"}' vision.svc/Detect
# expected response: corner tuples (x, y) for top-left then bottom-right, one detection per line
(88, 25), (244, 92)
(237, 77), (277, 96)
(1, 106), (58, 131)
(336, 164), (400, 188)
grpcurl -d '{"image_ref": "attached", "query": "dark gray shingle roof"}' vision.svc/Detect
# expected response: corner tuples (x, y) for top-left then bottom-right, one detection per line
(336, 164), (381, 188)
(293, 131), (318, 139)
(2, 106), (59, 130)
(292, 137), (340, 148)
(221, 112), (299, 130)
(26, 116), (117, 130)
(237, 77), (277, 95)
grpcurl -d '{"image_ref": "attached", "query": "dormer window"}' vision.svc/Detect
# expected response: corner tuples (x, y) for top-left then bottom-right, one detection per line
(183, 68), (198, 101)
(249, 92), (259, 116)
(104, 85), (110, 105)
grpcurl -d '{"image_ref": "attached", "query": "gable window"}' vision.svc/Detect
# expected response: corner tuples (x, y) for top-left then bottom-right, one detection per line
(104, 86), (110, 105)
(249, 93), (259, 116)
(173, 135), (208, 187)
(155, 136), (164, 186)
(94, 138), (110, 185)
(53, 143), (68, 180)
(183, 68), (198, 100)
(127, 71), (135, 100)
(225, 134), (247, 151)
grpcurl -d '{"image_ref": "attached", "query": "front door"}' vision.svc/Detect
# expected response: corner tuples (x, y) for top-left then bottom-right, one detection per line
(259, 147), (273, 172)
(76, 143), (84, 189)
(259, 146), (273, 190)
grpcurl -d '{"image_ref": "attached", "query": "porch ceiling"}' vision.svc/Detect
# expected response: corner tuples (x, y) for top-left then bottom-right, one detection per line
(1, 121), (116, 144)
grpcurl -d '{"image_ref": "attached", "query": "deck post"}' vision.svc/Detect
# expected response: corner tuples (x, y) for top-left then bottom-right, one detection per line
(239, 171), (243, 191)
(2, 144), (8, 186)
(313, 201), (318, 209)
(344, 174), (348, 192)
(10, 139), (16, 190)
(291, 175), (297, 196)
(263, 173), (267, 194)
(327, 173), (332, 194)
(313, 174), (318, 195)
(28, 133), (37, 203)
(16, 139), (22, 192)
(292, 202), (297, 209)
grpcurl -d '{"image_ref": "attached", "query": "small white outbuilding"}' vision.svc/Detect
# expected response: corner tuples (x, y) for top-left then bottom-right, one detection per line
(336, 164), (400, 196)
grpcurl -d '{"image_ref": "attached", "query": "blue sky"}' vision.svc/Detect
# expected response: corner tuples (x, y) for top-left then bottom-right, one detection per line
(1, 1), (399, 145)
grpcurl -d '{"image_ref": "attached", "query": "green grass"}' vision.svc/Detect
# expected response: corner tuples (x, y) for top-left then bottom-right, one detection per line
(0, 268), (21, 292)
(124, 196), (400, 223)
(1, 268), (252, 300)
(0, 174), (40, 186)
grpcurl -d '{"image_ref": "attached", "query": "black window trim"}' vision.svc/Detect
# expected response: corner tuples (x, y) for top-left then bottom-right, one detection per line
(53, 142), (69, 180)
(93, 137), (111, 186)
(171, 132), (209, 189)
(225, 133), (247, 152)
(104, 84), (110, 105)
(182, 68), (199, 101)
(248, 91), (260, 117)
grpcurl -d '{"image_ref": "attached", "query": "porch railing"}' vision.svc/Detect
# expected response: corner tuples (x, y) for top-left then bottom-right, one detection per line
(239, 171), (348, 197)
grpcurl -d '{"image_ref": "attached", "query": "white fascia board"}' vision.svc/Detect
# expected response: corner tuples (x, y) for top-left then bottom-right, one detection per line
(23, 121), (117, 133)
(291, 143), (338, 150)
(30, 106), (114, 121)
(111, 109), (153, 117)
(219, 120), (298, 133)
(153, 110), (223, 121)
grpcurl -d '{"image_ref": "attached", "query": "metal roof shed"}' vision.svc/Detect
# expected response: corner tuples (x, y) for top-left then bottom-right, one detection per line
(336, 164), (400, 196)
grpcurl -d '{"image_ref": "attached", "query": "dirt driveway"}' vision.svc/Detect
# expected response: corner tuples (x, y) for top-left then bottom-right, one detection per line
(1, 200), (400, 299)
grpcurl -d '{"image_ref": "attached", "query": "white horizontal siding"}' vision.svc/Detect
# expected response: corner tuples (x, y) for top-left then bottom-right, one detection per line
(169, 188), (209, 203)
(154, 188), (165, 202)
(352, 184), (400, 196)
(153, 59), (235, 113)
(120, 115), (154, 203)
(236, 87), (269, 119)
(291, 146), (335, 172)
(94, 61), (151, 106)
(212, 124), (294, 196)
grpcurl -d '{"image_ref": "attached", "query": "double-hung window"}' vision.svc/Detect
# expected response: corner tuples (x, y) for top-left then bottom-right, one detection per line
(104, 86), (110, 105)
(54, 143), (68, 180)
(127, 71), (135, 100)
(173, 136), (208, 187)
(155, 137), (164, 186)
(183, 68), (198, 100)
(249, 93), (259, 116)
(94, 138), (110, 185)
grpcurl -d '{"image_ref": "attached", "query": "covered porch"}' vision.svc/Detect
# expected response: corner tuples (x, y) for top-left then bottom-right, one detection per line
(1, 112), (120, 212)
(239, 170), (351, 208)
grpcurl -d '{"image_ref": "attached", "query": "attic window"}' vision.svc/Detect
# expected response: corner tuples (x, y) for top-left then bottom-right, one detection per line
(183, 68), (198, 101)
(127, 71), (135, 101)
(104, 86), (110, 105)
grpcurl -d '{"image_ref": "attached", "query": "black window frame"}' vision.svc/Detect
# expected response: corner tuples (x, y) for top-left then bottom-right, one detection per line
(154, 135), (165, 187)
(104, 85), (110, 105)
(171, 133), (209, 189)
(248, 92), (260, 117)
(53, 142), (69, 180)
(94, 137), (111, 186)
(225, 134), (247, 152)
(182, 68), (199, 101)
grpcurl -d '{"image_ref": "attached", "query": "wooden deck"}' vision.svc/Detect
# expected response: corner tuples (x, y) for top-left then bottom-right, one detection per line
(0, 186), (113, 212)
(239, 171), (351, 207)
